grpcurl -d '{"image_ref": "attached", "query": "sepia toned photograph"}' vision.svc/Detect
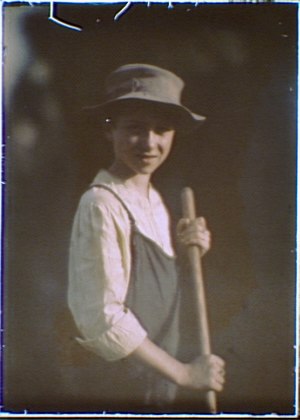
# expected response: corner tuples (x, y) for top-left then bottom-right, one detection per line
(2, 1), (297, 416)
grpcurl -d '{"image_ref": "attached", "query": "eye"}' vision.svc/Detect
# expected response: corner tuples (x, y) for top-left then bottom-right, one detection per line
(154, 125), (174, 135)
(120, 122), (143, 134)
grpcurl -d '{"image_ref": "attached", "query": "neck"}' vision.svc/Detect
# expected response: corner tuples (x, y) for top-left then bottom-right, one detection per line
(108, 164), (151, 198)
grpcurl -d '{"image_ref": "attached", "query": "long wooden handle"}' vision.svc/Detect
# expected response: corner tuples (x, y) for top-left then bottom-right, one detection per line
(181, 187), (217, 414)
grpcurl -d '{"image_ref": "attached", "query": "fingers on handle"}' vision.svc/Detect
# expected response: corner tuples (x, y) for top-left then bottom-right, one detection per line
(209, 354), (225, 368)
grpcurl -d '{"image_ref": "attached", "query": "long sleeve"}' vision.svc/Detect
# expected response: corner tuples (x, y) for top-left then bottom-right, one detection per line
(68, 188), (147, 361)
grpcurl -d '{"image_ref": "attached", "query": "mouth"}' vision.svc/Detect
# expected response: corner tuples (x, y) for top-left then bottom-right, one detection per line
(136, 154), (159, 162)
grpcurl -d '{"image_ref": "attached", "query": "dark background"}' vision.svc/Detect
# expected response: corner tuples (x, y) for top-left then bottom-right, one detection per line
(3, 2), (297, 415)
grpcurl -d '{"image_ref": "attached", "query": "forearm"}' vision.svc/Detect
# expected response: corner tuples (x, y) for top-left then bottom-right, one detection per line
(129, 336), (187, 386)
(128, 336), (225, 392)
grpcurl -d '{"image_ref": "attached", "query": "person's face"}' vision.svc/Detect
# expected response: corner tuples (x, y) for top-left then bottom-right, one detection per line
(107, 107), (176, 177)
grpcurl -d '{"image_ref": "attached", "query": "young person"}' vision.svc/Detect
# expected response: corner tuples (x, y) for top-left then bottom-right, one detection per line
(68, 63), (225, 412)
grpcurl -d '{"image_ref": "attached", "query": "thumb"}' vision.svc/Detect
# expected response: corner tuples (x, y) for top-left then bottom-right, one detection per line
(197, 216), (207, 229)
(176, 218), (190, 235)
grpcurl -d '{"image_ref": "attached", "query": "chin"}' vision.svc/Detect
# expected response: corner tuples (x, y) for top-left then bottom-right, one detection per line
(135, 168), (155, 175)
(130, 163), (158, 175)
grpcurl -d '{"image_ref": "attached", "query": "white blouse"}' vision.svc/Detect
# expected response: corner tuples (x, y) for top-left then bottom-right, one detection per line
(68, 169), (175, 361)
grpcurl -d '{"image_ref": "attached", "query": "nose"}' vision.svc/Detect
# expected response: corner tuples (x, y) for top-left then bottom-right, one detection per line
(142, 129), (158, 150)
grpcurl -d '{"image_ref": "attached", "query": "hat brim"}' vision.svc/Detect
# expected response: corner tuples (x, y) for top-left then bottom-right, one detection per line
(84, 96), (206, 127)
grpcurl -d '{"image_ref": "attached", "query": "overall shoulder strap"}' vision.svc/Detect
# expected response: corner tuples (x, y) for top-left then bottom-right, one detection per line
(89, 183), (136, 226)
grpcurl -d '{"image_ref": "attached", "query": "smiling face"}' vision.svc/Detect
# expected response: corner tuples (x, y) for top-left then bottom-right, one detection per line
(106, 105), (176, 178)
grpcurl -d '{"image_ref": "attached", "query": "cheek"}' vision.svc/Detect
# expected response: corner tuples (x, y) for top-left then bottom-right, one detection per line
(162, 136), (174, 156)
(113, 136), (137, 156)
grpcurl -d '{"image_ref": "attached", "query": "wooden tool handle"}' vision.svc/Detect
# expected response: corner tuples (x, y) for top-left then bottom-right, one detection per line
(181, 187), (217, 414)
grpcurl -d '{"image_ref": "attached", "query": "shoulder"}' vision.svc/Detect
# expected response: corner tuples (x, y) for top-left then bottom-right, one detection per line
(77, 169), (122, 212)
(79, 186), (125, 217)
(73, 187), (132, 237)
